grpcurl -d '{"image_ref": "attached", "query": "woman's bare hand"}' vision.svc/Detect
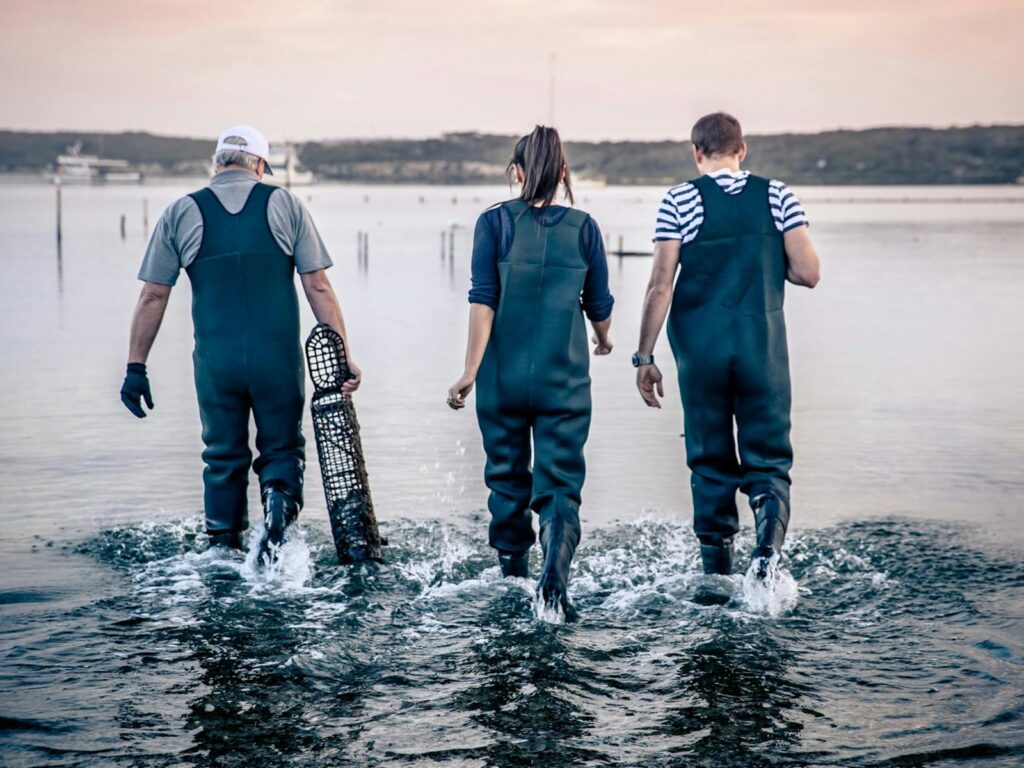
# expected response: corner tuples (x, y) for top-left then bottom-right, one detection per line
(447, 372), (475, 410)
(592, 334), (613, 356)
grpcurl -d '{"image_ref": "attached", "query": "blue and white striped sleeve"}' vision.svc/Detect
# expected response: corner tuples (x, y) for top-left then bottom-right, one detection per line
(654, 182), (706, 244)
(653, 190), (682, 241)
(769, 180), (809, 233)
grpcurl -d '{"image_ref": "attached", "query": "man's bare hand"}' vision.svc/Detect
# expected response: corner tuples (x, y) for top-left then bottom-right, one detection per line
(343, 361), (362, 394)
(636, 364), (665, 408)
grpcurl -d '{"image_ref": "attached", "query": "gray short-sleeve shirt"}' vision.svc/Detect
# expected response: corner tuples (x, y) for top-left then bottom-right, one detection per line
(138, 168), (333, 286)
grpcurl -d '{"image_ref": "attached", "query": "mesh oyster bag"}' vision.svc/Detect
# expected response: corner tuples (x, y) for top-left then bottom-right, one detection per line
(305, 323), (386, 563)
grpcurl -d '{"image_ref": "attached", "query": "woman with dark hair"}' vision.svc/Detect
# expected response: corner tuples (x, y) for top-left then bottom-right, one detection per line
(447, 125), (614, 618)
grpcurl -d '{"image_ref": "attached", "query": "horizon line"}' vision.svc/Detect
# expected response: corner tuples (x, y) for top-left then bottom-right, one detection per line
(2, 122), (1022, 145)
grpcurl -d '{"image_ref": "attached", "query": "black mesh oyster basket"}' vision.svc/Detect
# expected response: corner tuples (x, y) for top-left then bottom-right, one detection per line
(305, 324), (385, 563)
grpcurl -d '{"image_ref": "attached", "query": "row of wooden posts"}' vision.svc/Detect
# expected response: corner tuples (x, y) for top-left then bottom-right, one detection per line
(54, 186), (647, 258)
(55, 184), (149, 244)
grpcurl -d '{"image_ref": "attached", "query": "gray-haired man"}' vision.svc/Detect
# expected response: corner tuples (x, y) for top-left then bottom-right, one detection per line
(120, 124), (360, 562)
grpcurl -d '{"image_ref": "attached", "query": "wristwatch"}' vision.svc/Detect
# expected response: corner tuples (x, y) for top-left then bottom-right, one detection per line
(632, 352), (655, 367)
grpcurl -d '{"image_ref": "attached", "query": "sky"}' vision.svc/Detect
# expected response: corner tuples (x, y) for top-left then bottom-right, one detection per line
(1, 0), (1022, 142)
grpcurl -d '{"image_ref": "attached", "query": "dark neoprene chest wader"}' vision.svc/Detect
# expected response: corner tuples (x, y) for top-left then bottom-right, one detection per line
(475, 201), (592, 568)
(667, 175), (793, 560)
(186, 183), (306, 535)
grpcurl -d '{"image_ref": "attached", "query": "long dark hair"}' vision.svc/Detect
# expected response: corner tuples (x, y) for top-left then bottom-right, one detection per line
(506, 125), (574, 207)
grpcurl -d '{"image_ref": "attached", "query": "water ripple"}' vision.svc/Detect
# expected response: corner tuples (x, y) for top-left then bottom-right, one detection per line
(1, 517), (1021, 767)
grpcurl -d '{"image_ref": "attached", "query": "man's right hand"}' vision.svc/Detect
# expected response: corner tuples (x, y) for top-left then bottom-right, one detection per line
(343, 361), (362, 394)
(636, 364), (664, 409)
(120, 363), (154, 418)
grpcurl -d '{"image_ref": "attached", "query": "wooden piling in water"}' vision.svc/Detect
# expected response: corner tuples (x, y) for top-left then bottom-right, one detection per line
(120, 214), (126, 239)
(356, 231), (369, 269)
(143, 198), (149, 236)
(55, 181), (63, 247)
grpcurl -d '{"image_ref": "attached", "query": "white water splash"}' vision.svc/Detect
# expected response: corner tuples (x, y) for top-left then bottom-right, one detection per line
(533, 594), (566, 626)
(738, 554), (799, 618)
(398, 526), (477, 592)
(131, 522), (317, 613)
(240, 522), (314, 591)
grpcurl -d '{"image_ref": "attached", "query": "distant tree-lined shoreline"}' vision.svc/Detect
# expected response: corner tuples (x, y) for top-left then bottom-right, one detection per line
(1, 126), (1021, 185)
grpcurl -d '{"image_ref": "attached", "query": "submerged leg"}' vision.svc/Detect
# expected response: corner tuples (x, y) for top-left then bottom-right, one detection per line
(535, 504), (579, 617)
(208, 531), (244, 551)
(477, 404), (535, 569)
(251, 353), (307, 509)
(531, 407), (590, 616)
(258, 484), (300, 566)
(682, 383), (741, 575)
(734, 315), (793, 578)
(195, 356), (253, 543)
(699, 540), (735, 576)
(498, 552), (530, 579)
(675, 333), (742, 574)
(750, 492), (790, 579)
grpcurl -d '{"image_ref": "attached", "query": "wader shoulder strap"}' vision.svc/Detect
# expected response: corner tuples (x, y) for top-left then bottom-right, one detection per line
(744, 174), (770, 197)
(559, 208), (588, 230)
(242, 182), (276, 217)
(502, 199), (529, 218)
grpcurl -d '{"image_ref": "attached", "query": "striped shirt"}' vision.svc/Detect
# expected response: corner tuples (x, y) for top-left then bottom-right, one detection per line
(653, 169), (808, 243)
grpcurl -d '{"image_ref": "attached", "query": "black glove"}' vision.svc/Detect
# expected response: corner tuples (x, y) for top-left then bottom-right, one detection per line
(120, 363), (154, 418)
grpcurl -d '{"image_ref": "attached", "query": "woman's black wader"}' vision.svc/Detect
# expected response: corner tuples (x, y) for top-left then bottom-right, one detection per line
(186, 184), (306, 536)
(666, 175), (793, 553)
(475, 201), (592, 559)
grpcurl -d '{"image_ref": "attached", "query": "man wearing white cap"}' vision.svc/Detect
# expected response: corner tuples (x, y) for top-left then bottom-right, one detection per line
(120, 124), (361, 561)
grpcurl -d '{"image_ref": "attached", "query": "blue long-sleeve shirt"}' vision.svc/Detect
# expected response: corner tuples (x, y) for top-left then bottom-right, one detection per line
(468, 203), (614, 321)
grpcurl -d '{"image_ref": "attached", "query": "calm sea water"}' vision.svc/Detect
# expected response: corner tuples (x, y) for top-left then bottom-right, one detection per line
(1, 180), (1022, 766)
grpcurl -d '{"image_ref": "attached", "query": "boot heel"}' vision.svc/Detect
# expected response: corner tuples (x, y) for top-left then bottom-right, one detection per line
(259, 486), (300, 566)
(751, 493), (790, 579)
(536, 519), (577, 617)
(700, 540), (735, 575)
(498, 552), (530, 579)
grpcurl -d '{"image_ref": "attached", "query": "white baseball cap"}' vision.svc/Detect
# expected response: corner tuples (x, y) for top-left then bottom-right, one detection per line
(215, 124), (274, 175)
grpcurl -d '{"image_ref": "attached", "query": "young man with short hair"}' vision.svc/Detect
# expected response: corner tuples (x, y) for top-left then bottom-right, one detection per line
(633, 111), (820, 578)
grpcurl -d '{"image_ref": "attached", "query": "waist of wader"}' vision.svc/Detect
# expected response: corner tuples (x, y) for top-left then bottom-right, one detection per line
(186, 248), (300, 353)
(672, 234), (787, 316)
(484, 273), (590, 406)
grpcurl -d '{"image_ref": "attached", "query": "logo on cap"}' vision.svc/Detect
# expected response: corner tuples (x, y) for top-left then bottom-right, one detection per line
(222, 135), (249, 148)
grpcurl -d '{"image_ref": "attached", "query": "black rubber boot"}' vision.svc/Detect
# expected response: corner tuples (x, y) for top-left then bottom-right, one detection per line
(259, 486), (300, 566)
(700, 540), (735, 575)
(536, 520), (578, 619)
(209, 530), (243, 551)
(751, 493), (790, 579)
(498, 551), (530, 579)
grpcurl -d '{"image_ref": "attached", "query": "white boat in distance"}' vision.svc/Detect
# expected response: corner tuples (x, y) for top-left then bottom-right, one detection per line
(54, 143), (143, 184)
(265, 143), (316, 187)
